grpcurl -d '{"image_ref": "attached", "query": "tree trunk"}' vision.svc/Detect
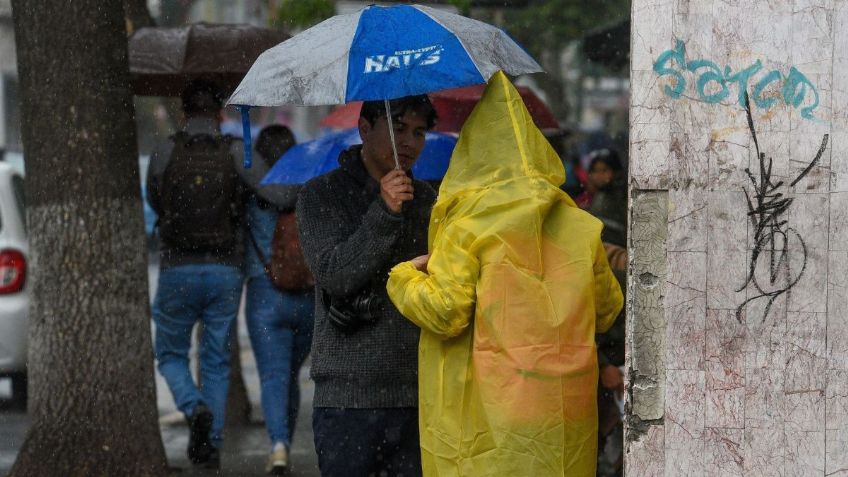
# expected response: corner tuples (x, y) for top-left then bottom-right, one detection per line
(9, 1), (168, 476)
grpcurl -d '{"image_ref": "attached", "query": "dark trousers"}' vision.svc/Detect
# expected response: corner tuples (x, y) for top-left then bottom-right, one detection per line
(313, 407), (422, 477)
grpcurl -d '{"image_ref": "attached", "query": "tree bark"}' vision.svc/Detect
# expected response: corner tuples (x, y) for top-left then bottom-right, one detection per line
(9, 1), (168, 475)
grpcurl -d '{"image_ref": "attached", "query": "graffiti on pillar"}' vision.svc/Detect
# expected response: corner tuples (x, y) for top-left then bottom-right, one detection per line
(734, 92), (830, 322)
(653, 40), (821, 120)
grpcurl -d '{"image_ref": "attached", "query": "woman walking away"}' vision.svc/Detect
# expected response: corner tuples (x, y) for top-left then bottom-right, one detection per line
(244, 125), (316, 475)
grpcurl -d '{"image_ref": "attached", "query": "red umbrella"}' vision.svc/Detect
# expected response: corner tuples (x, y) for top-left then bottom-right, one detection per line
(320, 84), (560, 135)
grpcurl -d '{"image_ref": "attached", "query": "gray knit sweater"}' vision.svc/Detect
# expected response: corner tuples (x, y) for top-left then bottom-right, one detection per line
(296, 146), (435, 408)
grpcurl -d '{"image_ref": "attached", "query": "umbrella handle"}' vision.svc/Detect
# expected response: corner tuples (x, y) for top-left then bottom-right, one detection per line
(238, 105), (253, 169)
(384, 99), (400, 170)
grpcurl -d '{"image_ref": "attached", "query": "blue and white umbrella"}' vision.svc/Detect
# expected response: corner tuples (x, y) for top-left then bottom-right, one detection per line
(227, 4), (542, 167)
(228, 4), (541, 106)
(261, 129), (456, 185)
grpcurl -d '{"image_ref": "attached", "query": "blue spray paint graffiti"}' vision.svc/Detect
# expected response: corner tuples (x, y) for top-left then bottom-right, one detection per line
(653, 40), (820, 119)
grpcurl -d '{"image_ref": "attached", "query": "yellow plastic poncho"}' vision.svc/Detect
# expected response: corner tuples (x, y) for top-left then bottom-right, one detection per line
(386, 71), (624, 477)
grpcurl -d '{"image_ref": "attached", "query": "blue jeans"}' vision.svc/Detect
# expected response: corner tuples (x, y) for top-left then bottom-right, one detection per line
(152, 264), (243, 448)
(245, 275), (314, 446)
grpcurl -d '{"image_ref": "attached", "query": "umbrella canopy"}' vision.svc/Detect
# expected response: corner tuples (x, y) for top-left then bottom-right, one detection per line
(261, 129), (456, 185)
(320, 84), (560, 135)
(129, 22), (289, 96)
(227, 4), (542, 107)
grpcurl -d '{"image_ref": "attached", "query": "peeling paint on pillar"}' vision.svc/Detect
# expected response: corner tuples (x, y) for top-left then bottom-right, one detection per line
(624, 190), (668, 474)
(627, 190), (668, 425)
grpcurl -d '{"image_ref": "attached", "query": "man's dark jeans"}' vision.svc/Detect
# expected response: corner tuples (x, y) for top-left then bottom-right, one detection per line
(313, 407), (422, 477)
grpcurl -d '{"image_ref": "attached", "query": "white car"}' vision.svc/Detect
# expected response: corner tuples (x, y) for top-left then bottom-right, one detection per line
(0, 160), (28, 405)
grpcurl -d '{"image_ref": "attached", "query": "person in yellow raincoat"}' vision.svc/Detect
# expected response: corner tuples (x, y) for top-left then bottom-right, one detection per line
(386, 71), (624, 477)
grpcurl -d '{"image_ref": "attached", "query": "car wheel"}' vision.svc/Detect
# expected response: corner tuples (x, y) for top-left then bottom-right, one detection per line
(10, 372), (27, 409)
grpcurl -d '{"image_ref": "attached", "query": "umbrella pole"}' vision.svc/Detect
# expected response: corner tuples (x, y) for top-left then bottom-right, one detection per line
(238, 105), (253, 168)
(384, 99), (400, 170)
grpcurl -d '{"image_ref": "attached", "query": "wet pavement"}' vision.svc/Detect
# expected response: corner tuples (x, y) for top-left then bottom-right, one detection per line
(1, 360), (320, 476)
(0, 400), (27, 474)
(155, 344), (320, 477)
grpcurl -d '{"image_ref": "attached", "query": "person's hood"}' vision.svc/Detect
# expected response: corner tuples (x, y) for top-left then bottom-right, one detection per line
(429, 71), (574, 247)
(437, 70), (567, 200)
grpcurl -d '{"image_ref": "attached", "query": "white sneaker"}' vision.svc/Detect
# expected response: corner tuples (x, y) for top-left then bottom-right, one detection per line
(266, 442), (288, 475)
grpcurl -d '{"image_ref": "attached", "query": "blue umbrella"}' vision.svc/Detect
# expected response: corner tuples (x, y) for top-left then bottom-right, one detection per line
(227, 4), (542, 168)
(261, 129), (456, 185)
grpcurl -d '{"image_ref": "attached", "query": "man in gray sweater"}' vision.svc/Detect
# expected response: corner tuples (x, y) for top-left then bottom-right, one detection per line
(297, 96), (437, 477)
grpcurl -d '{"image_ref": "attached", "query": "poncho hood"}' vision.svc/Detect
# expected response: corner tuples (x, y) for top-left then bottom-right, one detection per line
(437, 71), (567, 199)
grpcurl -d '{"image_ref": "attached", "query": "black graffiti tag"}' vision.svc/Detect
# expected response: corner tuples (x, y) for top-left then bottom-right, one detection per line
(735, 92), (829, 323)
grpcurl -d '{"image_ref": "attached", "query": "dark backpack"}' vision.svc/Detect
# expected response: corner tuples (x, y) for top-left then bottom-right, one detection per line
(249, 210), (314, 291)
(158, 132), (240, 251)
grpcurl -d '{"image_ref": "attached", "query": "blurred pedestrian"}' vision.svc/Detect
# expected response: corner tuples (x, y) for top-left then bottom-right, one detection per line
(386, 72), (623, 476)
(580, 148), (627, 248)
(547, 134), (585, 201)
(147, 79), (249, 469)
(296, 96), (438, 477)
(597, 266), (626, 477)
(243, 124), (315, 475)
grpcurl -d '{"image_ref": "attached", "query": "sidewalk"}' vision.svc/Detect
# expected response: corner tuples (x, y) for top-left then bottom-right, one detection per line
(158, 354), (320, 476)
(0, 355), (319, 477)
(149, 251), (321, 476)
(0, 352), (320, 477)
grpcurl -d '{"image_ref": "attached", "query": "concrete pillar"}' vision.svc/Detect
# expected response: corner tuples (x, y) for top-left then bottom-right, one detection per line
(626, 1), (846, 474)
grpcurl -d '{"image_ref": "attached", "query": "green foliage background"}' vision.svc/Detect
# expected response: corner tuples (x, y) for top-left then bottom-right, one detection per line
(266, 0), (631, 123)
(497, 0), (631, 121)
(272, 0), (335, 29)
(503, 0), (630, 58)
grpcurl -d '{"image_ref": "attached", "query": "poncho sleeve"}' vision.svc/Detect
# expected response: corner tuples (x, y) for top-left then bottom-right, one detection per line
(387, 231), (479, 339)
(593, 237), (624, 334)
